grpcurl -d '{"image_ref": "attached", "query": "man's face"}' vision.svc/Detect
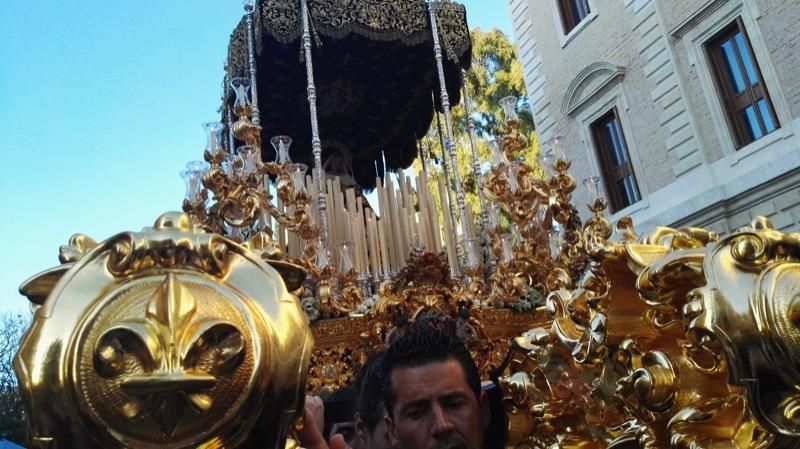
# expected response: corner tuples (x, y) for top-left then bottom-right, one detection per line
(386, 359), (487, 449)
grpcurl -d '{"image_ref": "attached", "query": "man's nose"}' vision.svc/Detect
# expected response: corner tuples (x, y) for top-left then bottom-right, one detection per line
(430, 403), (455, 436)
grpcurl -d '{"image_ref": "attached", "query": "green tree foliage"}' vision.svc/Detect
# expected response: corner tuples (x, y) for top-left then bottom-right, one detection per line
(0, 312), (31, 444)
(416, 28), (540, 226)
(466, 28), (535, 137)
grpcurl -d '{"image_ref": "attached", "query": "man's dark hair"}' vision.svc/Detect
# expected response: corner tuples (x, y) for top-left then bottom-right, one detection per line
(355, 353), (386, 432)
(380, 327), (481, 417)
(323, 383), (358, 438)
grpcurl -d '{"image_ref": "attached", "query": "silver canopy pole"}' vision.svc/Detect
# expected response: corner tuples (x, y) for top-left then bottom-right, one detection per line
(300, 0), (331, 247)
(461, 69), (489, 231)
(435, 108), (461, 265)
(244, 1), (261, 126)
(427, 2), (472, 263)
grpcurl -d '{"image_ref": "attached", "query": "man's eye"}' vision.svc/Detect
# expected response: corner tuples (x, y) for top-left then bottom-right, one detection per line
(405, 408), (424, 420)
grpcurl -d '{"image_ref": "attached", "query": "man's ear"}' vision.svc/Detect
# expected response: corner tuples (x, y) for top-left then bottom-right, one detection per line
(385, 414), (400, 448)
(354, 413), (366, 440)
(479, 391), (490, 431)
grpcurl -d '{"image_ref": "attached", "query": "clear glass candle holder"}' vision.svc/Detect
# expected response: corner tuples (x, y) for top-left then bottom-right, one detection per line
(338, 241), (355, 273)
(203, 121), (224, 157)
(237, 145), (260, 176)
(461, 238), (482, 269)
(271, 135), (293, 165)
(583, 176), (603, 203)
(538, 149), (555, 178)
(230, 77), (252, 111)
(499, 96), (519, 123)
(180, 162), (207, 206)
(289, 163), (308, 195)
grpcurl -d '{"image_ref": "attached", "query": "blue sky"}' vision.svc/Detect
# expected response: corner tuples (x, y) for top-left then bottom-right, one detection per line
(0, 1), (513, 312)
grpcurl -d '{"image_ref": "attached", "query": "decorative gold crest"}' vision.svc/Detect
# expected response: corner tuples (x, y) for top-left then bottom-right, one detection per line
(15, 212), (313, 449)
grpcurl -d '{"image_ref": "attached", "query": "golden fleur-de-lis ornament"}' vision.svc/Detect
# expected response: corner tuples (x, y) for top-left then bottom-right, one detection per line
(94, 274), (245, 436)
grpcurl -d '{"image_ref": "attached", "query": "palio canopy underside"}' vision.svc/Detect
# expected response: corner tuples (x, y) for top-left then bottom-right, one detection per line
(224, 0), (472, 189)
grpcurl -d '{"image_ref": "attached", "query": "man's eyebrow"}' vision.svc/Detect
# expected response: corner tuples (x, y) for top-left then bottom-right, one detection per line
(399, 390), (470, 412)
(438, 391), (470, 401)
(399, 397), (430, 413)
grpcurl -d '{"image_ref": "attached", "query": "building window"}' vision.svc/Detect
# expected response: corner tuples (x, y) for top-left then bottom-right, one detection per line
(590, 108), (641, 212)
(706, 18), (779, 148)
(557, 0), (590, 34)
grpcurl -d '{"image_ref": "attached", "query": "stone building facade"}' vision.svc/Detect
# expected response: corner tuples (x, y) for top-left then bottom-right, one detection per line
(506, 0), (800, 233)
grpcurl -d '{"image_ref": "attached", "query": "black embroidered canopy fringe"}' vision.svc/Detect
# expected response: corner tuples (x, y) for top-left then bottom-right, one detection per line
(224, 0), (472, 190)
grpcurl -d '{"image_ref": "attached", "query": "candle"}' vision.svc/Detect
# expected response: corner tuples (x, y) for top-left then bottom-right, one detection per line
(438, 180), (457, 272)
(376, 177), (392, 271)
(420, 171), (442, 252)
(358, 204), (369, 275)
(466, 207), (477, 241)
(326, 179), (336, 244)
(417, 214), (428, 251)
(367, 212), (380, 280)
(385, 177), (403, 268)
(377, 210), (390, 276)
(415, 175), (429, 249)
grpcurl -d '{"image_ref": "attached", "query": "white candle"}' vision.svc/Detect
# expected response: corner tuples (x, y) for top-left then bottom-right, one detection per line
(376, 178), (392, 271)
(377, 211), (390, 276)
(367, 212), (380, 280)
(385, 177), (403, 268)
(438, 181), (457, 271)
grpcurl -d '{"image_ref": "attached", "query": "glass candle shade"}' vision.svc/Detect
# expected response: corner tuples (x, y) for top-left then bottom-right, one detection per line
(305, 203), (318, 230)
(338, 241), (355, 273)
(242, 0), (255, 13)
(549, 221), (565, 258)
(461, 238), (482, 269)
(186, 160), (210, 173)
(538, 149), (555, 178)
(230, 77), (252, 111)
(499, 96), (519, 123)
(180, 163), (207, 206)
(546, 136), (566, 161)
(203, 121), (224, 157)
(270, 135), (293, 165)
(289, 163), (308, 195)
(583, 176), (603, 203)
(237, 145), (260, 176)
(490, 139), (508, 167)
(315, 237), (330, 269)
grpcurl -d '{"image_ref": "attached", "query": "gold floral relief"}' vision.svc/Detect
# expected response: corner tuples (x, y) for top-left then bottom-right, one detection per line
(496, 217), (798, 449)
